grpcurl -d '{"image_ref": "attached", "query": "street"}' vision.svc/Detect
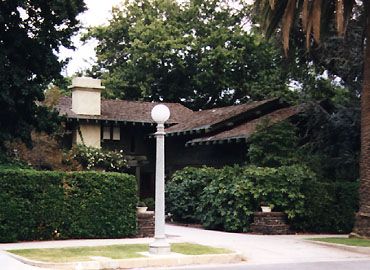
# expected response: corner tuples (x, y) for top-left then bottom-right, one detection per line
(141, 260), (370, 270)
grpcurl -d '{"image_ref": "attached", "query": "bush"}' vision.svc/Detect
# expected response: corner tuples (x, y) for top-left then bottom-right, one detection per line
(0, 169), (137, 242)
(291, 181), (359, 233)
(166, 165), (358, 233)
(198, 165), (314, 232)
(198, 166), (254, 231)
(165, 166), (218, 223)
(166, 165), (315, 232)
(65, 145), (128, 172)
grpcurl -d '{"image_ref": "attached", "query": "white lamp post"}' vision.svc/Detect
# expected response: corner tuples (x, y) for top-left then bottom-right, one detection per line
(149, 104), (171, 255)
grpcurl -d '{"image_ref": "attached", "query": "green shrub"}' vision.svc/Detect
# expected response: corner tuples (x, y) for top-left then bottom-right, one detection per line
(198, 165), (314, 232)
(198, 166), (254, 231)
(142, 197), (155, 210)
(166, 165), (357, 233)
(0, 169), (137, 242)
(291, 181), (359, 233)
(165, 166), (218, 223)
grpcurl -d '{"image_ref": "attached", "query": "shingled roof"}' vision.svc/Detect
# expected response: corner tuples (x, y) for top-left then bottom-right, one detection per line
(56, 97), (194, 124)
(165, 98), (280, 135)
(186, 105), (303, 145)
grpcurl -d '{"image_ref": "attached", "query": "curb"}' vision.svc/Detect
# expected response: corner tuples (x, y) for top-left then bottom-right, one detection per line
(305, 240), (370, 255)
(5, 251), (246, 270)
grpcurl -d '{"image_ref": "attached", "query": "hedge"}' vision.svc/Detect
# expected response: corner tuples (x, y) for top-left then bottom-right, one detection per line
(0, 169), (137, 242)
(166, 165), (358, 233)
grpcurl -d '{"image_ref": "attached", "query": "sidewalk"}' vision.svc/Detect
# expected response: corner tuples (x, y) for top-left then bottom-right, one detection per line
(1, 224), (370, 269)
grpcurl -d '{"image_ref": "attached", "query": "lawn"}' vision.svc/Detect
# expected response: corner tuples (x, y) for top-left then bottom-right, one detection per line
(8, 243), (231, 263)
(310, 237), (370, 247)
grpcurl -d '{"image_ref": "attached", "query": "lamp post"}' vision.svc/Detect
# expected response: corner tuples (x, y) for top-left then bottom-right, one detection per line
(149, 104), (171, 255)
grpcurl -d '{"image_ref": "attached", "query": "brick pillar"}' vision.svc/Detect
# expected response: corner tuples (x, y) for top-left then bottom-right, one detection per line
(250, 212), (291, 235)
(137, 211), (154, 238)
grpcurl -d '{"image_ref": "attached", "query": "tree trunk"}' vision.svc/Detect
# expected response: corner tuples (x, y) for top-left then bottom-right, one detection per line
(352, 6), (370, 238)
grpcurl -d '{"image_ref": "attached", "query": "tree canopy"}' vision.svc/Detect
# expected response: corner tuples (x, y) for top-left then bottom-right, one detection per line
(254, 0), (370, 239)
(0, 0), (86, 147)
(85, 0), (295, 110)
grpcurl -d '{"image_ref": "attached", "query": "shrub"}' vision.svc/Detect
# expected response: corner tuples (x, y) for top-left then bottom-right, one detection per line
(65, 145), (128, 172)
(198, 165), (314, 232)
(291, 181), (359, 233)
(165, 166), (218, 223)
(142, 197), (155, 210)
(198, 166), (254, 231)
(167, 165), (357, 233)
(0, 169), (137, 242)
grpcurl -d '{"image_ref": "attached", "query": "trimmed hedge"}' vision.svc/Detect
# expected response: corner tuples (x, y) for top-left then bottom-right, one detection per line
(0, 169), (137, 242)
(166, 165), (358, 233)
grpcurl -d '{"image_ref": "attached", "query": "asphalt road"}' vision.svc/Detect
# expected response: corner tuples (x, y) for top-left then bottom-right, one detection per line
(140, 260), (370, 270)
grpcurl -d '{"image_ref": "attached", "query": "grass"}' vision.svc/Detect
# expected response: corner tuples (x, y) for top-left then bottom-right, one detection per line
(171, 243), (231, 255)
(8, 243), (231, 263)
(309, 237), (370, 247)
(9, 244), (148, 263)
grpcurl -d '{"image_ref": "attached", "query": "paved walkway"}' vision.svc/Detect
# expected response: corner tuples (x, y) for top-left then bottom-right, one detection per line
(165, 225), (370, 264)
(0, 224), (369, 269)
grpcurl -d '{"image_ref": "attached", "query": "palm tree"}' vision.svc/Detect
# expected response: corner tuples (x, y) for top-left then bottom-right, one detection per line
(255, 0), (370, 238)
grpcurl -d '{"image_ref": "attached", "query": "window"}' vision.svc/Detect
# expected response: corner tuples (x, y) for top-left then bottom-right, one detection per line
(103, 126), (110, 140)
(102, 125), (121, 141)
(113, 127), (120, 140)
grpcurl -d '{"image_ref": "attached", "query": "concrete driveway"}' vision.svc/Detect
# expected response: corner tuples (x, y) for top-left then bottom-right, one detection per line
(165, 224), (369, 264)
(0, 224), (369, 269)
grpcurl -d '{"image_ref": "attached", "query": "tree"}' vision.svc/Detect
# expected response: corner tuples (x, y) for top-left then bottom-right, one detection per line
(248, 120), (300, 167)
(0, 0), (86, 147)
(85, 0), (294, 110)
(255, 0), (370, 238)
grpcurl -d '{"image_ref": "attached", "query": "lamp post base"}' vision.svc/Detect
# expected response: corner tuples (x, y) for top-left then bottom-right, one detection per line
(149, 238), (171, 255)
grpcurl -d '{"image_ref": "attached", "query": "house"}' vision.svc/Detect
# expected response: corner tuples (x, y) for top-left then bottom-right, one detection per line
(56, 77), (306, 198)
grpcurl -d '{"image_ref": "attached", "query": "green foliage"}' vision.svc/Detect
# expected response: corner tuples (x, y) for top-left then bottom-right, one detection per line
(197, 166), (254, 231)
(66, 145), (128, 172)
(0, 150), (30, 169)
(166, 166), (218, 222)
(248, 120), (300, 167)
(292, 181), (359, 233)
(0, 169), (137, 242)
(198, 165), (313, 231)
(0, 1), (86, 147)
(142, 197), (155, 210)
(301, 105), (360, 182)
(167, 165), (357, 233)
(85, 0), (293, 110)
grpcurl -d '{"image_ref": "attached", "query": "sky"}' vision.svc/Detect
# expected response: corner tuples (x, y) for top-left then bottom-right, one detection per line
(59, 0), (122, 76)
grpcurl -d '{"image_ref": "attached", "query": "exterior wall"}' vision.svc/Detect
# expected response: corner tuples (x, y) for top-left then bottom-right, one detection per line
(72, 89), (101, 115)
(75, 123), (101, 148)
(165, 135), (247, 176)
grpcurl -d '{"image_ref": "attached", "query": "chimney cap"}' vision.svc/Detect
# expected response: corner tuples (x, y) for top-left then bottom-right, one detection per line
(68, 77), (105, 90)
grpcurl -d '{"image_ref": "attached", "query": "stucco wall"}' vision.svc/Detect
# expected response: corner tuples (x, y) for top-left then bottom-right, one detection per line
(72, 89), (101, 115)
(75, 123), (101, 148)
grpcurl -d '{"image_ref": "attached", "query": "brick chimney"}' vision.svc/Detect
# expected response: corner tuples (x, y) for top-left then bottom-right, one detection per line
(70, 77), (104, 115)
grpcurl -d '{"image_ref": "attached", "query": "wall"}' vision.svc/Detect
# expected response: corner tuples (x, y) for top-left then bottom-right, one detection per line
(72, 89), (101, 115)
(75, 123), (101, 148)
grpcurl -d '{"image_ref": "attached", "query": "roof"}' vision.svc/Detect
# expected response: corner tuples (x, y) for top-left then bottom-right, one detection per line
(56, 97), (194, 124)
(165, 98), (279, 134)
(186, 105), (303, 145)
